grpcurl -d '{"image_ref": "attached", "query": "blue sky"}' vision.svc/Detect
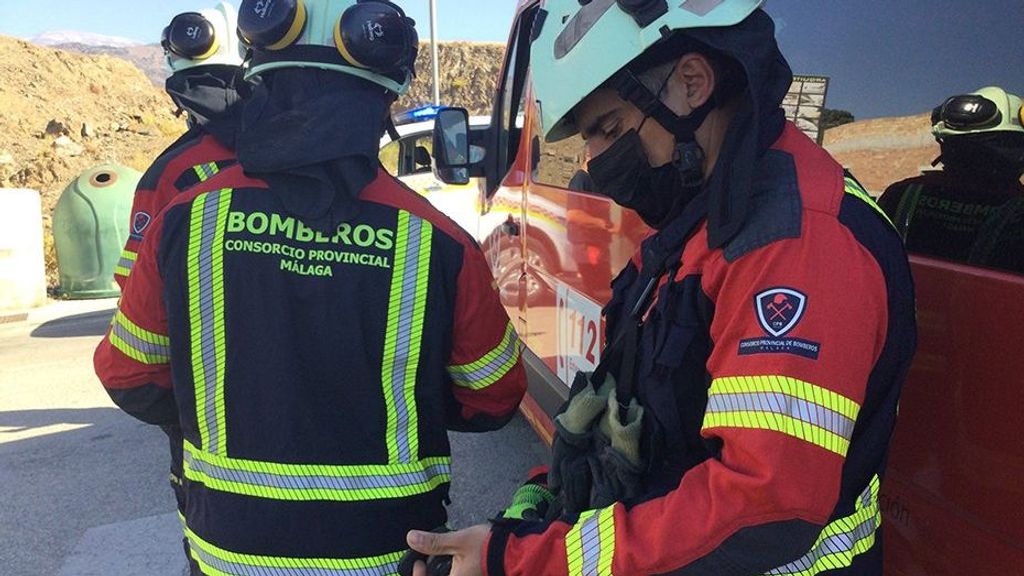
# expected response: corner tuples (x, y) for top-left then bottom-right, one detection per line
(2, 1), (1022, 120)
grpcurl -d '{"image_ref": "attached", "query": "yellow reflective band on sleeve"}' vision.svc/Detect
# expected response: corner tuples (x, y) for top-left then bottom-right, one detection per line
(447, 322), (523, 390)
(193, 162), (220, 183)
(844, 176), (894, 228)
(187, 189), (232, 456)
(109, 309), (171, 365)
(115, 249), (137, 279)
(766, 475), (881, 575)
(182, 440), (451, 502)
(703, 376), (862, 457)
(183, 520), (405, 576)
(381, 211), (433, 465)
(566, 506), (616, 576)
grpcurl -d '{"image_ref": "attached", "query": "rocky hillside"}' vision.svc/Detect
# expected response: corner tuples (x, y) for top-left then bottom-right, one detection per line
(0, 35), (183, 204)
(397, 42), (506, 115)
(53, 42), (168, 86)
(823, 113), (939, 195)
(52, 39), (507, 115)
(0, 35), (184, 284)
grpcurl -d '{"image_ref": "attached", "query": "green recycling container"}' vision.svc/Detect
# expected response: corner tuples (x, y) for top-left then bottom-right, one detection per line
(52, 163), (141, 299)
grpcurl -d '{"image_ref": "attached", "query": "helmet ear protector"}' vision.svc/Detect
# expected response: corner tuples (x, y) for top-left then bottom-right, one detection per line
(932, 94), (1003, 132)
(238, 0), (417, 74)
(162, 12), (220, 60)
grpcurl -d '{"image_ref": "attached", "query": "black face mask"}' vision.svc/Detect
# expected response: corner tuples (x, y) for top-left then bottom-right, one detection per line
(942, 132), (1024, 186)
(588, 129), (701, 229)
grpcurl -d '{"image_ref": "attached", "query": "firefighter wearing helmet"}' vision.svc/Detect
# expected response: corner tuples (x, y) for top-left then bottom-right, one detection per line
(115, 8), (250, 569)
(95, 1), (527, 574)
(879, 86), (1024, 272)
(116, 1), (249, 290)
(407, 1), (916, 574)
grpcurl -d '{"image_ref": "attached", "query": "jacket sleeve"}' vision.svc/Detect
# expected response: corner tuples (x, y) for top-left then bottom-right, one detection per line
(444, 242), (527, 432)
(95, 210), (177, 426)
(486, 218), (889, 575)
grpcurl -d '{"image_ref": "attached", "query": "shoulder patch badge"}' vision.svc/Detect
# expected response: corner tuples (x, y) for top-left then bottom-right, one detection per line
(755, 287), (807, 337)
(739, 287), (819, 360)
(132, 211), (152, 235)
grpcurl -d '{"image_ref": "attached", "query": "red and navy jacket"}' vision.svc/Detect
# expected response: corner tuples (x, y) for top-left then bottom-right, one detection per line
(114, 128), (236, 288)
(486, 123), (916, 575)
(95, 164), (527, 573)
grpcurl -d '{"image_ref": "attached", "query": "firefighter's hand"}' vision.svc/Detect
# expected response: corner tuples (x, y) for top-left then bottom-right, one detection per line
(407, 524), (489, 576)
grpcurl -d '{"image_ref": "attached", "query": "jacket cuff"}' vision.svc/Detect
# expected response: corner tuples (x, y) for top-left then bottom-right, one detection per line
(485, 522), (513, 576)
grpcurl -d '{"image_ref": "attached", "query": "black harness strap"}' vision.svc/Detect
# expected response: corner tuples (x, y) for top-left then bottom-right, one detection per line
(592, 194), (709, 421)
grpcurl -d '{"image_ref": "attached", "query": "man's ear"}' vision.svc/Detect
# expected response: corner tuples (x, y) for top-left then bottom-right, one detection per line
(670, 53), (716, 112)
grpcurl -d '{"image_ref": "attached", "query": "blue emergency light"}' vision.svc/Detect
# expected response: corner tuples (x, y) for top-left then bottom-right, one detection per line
(393, 105), (442, 126)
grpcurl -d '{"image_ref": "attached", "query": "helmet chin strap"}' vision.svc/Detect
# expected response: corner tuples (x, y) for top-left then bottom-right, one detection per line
(610, 68), (713, 184)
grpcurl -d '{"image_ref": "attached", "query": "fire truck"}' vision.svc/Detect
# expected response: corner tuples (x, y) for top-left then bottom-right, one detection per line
(425, 0), (1024, 572)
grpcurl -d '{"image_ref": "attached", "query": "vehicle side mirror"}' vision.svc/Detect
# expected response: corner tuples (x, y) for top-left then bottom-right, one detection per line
(433, 107), (471, 185)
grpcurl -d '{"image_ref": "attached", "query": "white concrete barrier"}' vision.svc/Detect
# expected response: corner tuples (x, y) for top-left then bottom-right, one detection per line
(0, 188), (47, 311)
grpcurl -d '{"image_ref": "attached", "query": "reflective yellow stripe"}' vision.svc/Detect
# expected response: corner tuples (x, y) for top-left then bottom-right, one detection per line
(447, 322), (523, 390)
(703, 376), (861, 456)
(182, 440), (450, 503)
(382, 211), (432, 464)
(193, 162), (220, 183)
(182, 517), (404, 576)
(109, 309), (170, 364)
(566, 509), (595, 575)
(115, 249), (137, 278)
(566, 506), (616, 576)
(187, 189), (232, 455)
(766, 475), (881, 575)
(844, 176), (894, 228)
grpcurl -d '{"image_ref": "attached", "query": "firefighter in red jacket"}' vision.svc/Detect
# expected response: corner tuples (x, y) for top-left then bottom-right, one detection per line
(407, 1), (915, 575)
(94, 1), (527, 574)
(115, 1), (247, 288)
(114, 4), (248, 571)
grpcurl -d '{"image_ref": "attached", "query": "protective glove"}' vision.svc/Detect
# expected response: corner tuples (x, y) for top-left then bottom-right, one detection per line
(496, 468), (556, 521)
(397, 526), (453, 576)
(549, 371), (614, 515)
(590, 388), (646, 508)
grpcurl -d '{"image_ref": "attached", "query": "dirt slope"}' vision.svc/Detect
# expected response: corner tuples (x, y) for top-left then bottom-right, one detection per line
(824, 112), (939, 195)
(0, 35), (184, 284)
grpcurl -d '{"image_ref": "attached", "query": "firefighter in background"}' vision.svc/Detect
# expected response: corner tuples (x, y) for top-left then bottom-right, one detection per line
(113, 4), (248, 570)
(408, 1), (915, 574)
(116, 1), (248, 288)
(879, 86), (1024, 268)
(94, 1), (527, 574)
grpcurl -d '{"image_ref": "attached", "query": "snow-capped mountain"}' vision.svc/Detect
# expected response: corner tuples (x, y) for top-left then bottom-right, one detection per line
(30, 30), (144, 48)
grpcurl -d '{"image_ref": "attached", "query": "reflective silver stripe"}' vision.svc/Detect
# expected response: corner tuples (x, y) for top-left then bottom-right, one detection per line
(188, 190), (231, 456)
(111, 317), (171, 360)
(185, 526), (404, 576)
(117, 255), (135, 273)
(767, 515), (878, 575)
(198, 192), (224, 453)
(183, 447), (451, 501)
(447, 324), (523, 389)
(386, 214), (430, 464)
(579, 512), (602, 576)
(766, 476), (881, 575)
(706, 393), (856, 440)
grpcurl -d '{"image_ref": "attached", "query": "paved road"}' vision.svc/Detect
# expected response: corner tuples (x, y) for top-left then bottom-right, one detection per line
(0, 300), (547, 576)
